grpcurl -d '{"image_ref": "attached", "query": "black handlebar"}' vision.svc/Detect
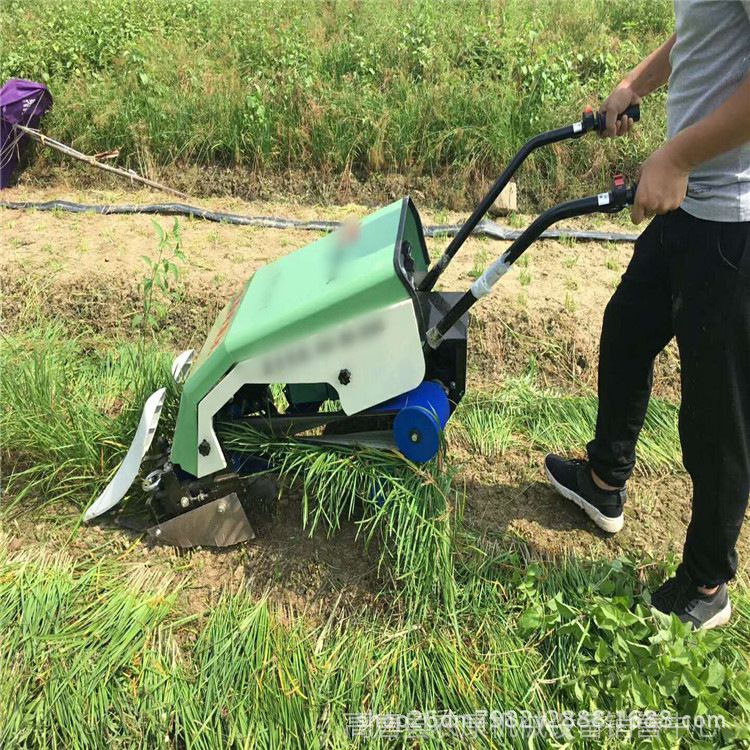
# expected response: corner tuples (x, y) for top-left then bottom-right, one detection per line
(425, 177), (637, 347)
(502, 176), (636, 266)
(591, 104), (641, 133)
(418, 105), (642, 293)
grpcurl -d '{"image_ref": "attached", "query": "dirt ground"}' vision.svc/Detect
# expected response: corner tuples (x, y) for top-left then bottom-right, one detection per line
(3, 183), (745, 611)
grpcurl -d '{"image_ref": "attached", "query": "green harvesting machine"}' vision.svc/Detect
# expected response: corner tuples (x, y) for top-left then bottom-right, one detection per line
(84, 106), (639, 547)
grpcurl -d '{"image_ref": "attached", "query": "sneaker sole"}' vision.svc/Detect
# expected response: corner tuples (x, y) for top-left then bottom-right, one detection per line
(700, 600), (732, 630)
(544, 465), (624, 534)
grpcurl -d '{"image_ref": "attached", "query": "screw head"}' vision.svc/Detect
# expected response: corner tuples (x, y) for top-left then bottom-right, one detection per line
(217, 502), (226, 514)
(410, 430), (420, 443)
(180, 496), (190, 508)
(154, 528), (162, 537)
(338, 368), (351, 385)
(198, 439), (211, 456)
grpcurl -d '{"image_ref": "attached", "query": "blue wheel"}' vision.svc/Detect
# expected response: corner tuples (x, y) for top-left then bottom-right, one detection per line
(393, 406), (442, 462)
(391, 381), (450, 463)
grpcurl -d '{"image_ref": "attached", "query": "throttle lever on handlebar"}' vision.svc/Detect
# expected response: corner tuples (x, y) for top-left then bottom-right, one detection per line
(600, 173), (637, 212)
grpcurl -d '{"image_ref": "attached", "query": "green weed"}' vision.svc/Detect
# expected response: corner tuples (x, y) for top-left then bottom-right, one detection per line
(135, 219), (186, 335)
(564, 290), (578, 312)
(468, 247), (489, 279)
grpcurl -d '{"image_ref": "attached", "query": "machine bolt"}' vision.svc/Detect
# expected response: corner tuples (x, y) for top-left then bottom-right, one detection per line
(338, 368), (351, 385)
(180, 496), (190, 508)
(217, 502), (227, 514)
(198, 439), (211, 456)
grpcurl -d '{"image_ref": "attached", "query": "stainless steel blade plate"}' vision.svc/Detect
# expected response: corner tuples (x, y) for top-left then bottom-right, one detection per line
(146, 492), (255, 548)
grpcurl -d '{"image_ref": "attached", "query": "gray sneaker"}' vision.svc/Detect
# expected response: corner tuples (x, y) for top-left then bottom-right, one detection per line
(544, 454), (626, 533)
(650, 566), (732, 630)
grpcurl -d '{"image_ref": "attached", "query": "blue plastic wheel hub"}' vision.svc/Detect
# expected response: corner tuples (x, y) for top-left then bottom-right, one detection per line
(386, 381), (450, 463)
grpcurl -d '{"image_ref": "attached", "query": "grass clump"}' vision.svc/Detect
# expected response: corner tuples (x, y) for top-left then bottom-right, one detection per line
(0, 546), (178, 748)
(452, 375), (681, 472)
(0, 323), (174, 511)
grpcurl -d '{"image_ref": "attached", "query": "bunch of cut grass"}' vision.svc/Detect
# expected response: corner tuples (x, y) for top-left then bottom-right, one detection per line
(0, 323), (175, 512)
(0, 542), (178, 748)
(2, 542), (749, 749)
(218, 424), (461, 614)
(451, 376), (681, 473)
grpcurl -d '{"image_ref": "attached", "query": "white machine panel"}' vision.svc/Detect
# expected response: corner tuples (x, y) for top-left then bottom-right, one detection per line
(195, 299), (425, 476)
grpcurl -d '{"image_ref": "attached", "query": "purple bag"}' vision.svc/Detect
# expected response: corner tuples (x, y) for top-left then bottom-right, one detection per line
(0, 78), (53, 188)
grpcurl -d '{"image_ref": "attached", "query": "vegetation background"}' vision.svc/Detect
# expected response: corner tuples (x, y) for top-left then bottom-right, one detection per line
(1, 0), (672, 205)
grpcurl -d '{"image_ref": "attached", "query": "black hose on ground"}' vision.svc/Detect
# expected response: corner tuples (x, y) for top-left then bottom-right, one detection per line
(0, 199), (639, 243)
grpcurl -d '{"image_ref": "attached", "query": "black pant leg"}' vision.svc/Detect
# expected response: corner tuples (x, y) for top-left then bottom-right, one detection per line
(587, 215), (675, 487)
(670, 211), (750, 586)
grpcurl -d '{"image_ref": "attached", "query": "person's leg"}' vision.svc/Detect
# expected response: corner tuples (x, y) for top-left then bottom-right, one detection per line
(545, 214), (675, 533)
(586, 214), (675, 487)
(671, 213), (750, 587)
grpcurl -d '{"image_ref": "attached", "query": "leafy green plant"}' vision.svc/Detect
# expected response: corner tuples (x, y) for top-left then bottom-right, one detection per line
(135, 219), (185, 335)
(511, 556), (750, 744)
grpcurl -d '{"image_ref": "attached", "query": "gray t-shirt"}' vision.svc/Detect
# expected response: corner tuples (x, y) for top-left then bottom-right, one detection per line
(668, 0), (750, 222)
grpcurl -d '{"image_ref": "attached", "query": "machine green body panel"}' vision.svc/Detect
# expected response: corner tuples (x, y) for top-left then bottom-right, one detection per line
(171, 198), (428, 475)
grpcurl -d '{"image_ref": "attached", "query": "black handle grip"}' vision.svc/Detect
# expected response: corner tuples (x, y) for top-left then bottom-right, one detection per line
(596, 104), (640, 132)
(601, 175), (637, 212)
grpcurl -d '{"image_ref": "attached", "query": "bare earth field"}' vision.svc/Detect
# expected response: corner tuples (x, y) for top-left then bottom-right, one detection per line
(3, 183), (745, 613)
